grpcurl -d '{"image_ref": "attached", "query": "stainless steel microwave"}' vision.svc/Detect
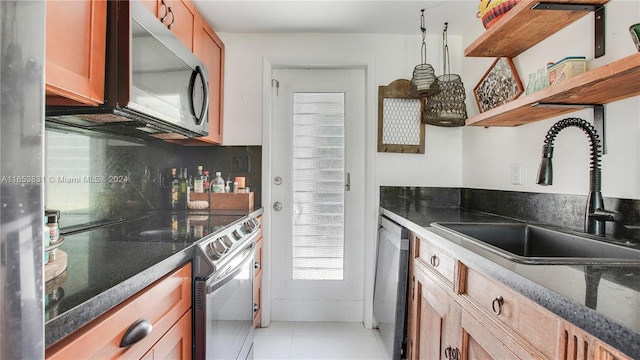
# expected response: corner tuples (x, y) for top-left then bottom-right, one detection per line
(46, 0), (210, 140)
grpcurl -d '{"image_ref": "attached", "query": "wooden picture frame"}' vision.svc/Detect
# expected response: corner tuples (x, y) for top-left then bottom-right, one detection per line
(473, 57), (523, 113)
(377, 79), (425, 153)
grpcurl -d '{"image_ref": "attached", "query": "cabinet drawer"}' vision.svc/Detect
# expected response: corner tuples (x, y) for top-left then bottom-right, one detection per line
(46, 263), (192, 360)
(418, 238), (456, 288)
(462, 266), (561, 359)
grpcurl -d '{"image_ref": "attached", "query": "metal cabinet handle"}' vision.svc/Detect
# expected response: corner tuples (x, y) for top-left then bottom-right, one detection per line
(254, 303), (259, 312)
(492, 296), (504, 315)
(160, 0), (169, 23)
(430, 254), (439, 267)
(254, 261), (260, 269)
(273, 202), (283, 211)
(445, 346), (460, 360)
(166, 7), (175, 29)
(120, 318), (152, 348)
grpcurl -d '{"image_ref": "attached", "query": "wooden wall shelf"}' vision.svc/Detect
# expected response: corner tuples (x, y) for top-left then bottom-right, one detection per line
(466, 52), (640, 127)
(465, 0), (609, 58)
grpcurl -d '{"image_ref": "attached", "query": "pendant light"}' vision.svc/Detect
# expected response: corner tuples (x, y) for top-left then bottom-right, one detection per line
(424, 22), (468, 127)
(410, 9), (440, 98)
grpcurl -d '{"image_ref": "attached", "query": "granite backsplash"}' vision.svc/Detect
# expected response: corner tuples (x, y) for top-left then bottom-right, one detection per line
(45, 126), (262, 230)
(380, 187), (640, 244)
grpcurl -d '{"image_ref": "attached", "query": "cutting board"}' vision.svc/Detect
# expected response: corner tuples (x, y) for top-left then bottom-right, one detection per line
(45, 250), (67, 283)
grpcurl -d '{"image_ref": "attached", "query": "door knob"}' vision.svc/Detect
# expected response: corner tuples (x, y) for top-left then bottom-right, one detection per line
(273, 176), (282, 185)
(273, 202), (283, 211)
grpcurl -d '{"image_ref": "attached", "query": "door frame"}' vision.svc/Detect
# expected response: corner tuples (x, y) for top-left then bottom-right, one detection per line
(261, 57), (378, 328)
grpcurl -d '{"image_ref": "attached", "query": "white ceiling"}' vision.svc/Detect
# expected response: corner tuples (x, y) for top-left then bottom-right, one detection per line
(193, 1), (479, 35)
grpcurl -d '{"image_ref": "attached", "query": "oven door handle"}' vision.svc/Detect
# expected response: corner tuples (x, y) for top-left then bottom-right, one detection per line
(206, 243), (255, 294)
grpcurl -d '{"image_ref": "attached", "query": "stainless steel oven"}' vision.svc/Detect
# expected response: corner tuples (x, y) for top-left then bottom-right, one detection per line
(193, 216), (260, 360)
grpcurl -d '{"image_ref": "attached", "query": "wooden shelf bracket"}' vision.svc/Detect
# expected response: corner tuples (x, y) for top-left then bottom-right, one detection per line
(532, 2), (606, 58)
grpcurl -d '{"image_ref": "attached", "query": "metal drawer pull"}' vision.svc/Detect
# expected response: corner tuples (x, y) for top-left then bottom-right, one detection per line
(160, 0), (169, 23)
(120, 318), (152, 348)
(430, 254), (439, 267)
(445, 346), (460, 360)
(492, 296), (504, 315)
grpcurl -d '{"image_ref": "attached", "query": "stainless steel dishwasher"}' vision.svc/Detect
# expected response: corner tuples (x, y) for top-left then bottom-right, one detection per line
(373, 216), (410, 360)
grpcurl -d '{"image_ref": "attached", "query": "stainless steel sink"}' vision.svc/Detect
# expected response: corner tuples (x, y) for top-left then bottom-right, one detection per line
(431, 222), (640, 265)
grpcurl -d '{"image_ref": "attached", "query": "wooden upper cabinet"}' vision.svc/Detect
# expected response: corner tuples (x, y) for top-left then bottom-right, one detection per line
(178, 14), (225, 145)
(45, 0), (107, 106)
(142, 0), (197, 51)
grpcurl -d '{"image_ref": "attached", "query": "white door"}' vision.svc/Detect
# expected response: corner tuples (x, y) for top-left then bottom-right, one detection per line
(270, 68), (366, 322)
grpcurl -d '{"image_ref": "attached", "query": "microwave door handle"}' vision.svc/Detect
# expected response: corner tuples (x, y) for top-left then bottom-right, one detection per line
(189, 65), (209, 126)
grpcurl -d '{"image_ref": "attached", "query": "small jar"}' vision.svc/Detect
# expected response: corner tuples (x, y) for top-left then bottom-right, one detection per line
(46, 214), (60, 244)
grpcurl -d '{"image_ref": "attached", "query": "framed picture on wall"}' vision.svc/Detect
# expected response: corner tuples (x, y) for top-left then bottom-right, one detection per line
(473, 57), (523, 113)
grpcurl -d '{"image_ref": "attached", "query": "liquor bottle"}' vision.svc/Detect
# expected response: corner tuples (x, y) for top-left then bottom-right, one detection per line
(210, 172), (225, 193)
(178, 167), (188, 209)
(202, 170), (210, 192)
(170, 168), (179, 209)
(194, 166), (204, 193)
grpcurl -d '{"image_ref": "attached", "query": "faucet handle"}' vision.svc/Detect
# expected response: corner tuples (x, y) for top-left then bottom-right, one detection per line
(590, 208), (622, 223)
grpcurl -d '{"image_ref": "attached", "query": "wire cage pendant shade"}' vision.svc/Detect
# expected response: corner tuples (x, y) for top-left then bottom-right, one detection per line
(410, 9), (440, 98)
(424, 22), (468, 127)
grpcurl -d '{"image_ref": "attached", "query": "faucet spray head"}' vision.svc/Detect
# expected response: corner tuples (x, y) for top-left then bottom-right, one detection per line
(536, 145), (553, 186)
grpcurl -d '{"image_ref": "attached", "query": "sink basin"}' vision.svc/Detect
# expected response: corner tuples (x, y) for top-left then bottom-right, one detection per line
(431, 222), (640, 265)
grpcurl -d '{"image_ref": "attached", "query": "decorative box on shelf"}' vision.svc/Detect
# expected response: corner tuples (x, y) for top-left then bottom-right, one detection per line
(547, 56), (587, 86)
(190, 192), (255, 211)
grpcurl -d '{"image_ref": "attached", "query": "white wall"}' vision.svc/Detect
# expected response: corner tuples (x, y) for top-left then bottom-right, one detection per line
(460, 0), (640, 199)
(218, 32), (465, 187)
(219, 1), (640, 198)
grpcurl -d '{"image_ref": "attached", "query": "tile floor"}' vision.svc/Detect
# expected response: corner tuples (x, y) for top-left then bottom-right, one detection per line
(254, 322), (388, 360)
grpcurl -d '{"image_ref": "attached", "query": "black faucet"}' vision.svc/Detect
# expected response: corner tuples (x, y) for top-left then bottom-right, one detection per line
(536, 117), (621, 236)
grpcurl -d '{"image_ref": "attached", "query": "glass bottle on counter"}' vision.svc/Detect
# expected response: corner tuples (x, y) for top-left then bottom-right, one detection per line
(202, 170), (210, 192)
(194, 166), (204, 193)
(178, 167), (189, 209)
(170, 168), (179, 209)
(210, 172), (225, 193)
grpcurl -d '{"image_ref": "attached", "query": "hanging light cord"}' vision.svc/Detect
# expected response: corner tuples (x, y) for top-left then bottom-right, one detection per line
(420, 9), (427, 65)
(442, 22), (450, 77)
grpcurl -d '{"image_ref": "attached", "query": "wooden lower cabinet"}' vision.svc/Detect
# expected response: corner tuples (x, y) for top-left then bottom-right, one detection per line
(46, 263), (192, 360)
(407, 231), (633, 360)
(142, 309), (192, 360)
(413, 265), (461, 359)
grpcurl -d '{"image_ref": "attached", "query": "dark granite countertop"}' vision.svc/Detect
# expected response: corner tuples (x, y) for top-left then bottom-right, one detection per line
(381, 205), (640, 359)
(45, 209), (262, 348)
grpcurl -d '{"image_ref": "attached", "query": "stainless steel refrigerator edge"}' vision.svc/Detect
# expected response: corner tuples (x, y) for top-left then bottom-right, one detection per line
(1, 1), (45, 359)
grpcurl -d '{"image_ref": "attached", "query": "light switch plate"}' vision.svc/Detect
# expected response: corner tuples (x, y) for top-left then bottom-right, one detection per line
(510, 163), (522, 185)
(232, 155), (250, 173)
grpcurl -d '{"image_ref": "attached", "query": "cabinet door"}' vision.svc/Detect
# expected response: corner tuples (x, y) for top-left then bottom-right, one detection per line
(46, 264), (192, 360)
(141, 0), (195, 51)
(162, 0), (197, 51)
(414, 268), (460, 360)
(461, 310), (522, 360)
(185, 15), (224, 145)
(45, 0), (106, 106)
(142, 309), (193, 360)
